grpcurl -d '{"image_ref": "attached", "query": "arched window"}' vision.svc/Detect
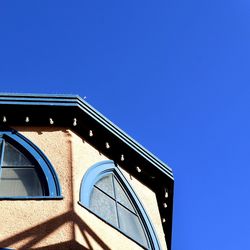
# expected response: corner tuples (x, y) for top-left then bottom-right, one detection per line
(0, 130), (62, 198)
(80, 160), (161, 250)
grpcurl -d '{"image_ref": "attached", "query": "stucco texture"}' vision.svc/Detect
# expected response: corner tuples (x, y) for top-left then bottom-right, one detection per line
(0, 127), (166, 250)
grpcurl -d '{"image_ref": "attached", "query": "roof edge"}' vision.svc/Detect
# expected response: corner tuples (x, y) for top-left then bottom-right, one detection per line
(0, 93), (173, 178)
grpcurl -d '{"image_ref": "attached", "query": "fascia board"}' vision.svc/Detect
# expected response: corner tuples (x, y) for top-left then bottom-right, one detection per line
(0, 93), (173, 180)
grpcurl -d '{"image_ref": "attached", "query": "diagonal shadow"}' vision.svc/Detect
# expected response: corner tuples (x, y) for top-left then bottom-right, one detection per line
(30, 241), (87, 250)
(0, 128), (112, 250)
(0, 210), (111, 250)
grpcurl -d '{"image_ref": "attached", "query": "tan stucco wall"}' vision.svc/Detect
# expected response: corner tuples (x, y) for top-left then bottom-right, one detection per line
(0, 128), (74, 249)
(0, 127), (166, 250)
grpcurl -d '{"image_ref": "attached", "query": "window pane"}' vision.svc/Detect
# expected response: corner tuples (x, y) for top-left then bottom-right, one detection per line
(90, 187), (118, 227)
(3, 142), (33, 166)
(0, 168), (43, 196)
(114, 177), (134, 212)
(95, 174), (114, 198)
(118, 204), (148, 248)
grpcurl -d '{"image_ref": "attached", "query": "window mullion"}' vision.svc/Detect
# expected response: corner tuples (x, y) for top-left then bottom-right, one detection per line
(94, 185), (116, 200)
(112, 174), (120, 228)
(0, 138), (5, 177)
(117, 201), (138, 216)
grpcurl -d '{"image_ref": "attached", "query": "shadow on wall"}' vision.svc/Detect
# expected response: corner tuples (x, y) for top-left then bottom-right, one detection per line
(0, 211), (111, 250)
(0, 128), (111, 249)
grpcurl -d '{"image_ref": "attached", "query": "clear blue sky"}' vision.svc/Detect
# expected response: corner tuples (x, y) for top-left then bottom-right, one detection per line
(0, 1), (249, 249)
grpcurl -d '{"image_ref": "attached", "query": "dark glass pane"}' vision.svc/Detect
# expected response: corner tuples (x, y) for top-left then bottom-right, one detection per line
(95, 174), (114, 198)
(114, 177), (134, 212)
(118, 204), (148, 248)
(0, 168), (43, 196)
(90, 187), (118, 227)
(3, 142), (33, 166)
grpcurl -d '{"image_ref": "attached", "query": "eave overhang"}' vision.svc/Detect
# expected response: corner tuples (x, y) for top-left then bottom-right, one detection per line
(0, 93), (174, 250)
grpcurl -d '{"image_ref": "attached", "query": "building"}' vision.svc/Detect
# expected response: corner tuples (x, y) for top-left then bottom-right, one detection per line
(0, 94), (174, 250)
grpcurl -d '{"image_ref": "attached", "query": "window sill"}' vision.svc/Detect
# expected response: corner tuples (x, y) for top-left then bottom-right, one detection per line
(0, 196), (64, 200)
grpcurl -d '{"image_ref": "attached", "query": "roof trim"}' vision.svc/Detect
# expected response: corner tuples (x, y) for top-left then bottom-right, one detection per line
(0, 93), (173, 179)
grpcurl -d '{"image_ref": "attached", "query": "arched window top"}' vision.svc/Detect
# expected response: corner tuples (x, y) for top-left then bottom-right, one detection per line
(0, 130), (62, 199)
(80, 160), (161, 250)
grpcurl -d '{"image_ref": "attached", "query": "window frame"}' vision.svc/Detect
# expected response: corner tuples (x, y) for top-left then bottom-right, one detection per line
(79, 160), (161, 250)
(0, 129), (62, 199)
